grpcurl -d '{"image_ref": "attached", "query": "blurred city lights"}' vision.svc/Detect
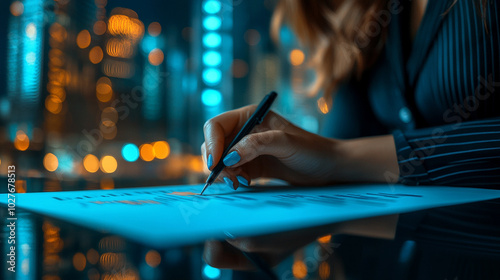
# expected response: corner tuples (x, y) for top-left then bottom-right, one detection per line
(10, 1), (24, 16)
(203, 264), (221, 279)
(100, 155), (117, 173)
(203, 51), (221, 66)
(202, 68), (222, 85)
(319, 261), (331, 279)
(25, 23), (37, 40)
(45, 95), (63, 114)
(89, 46), (104, 64)
(145, 250), (161, 268)
(14, 131), (30, 151)
(86, 249), (100, 265)
(203, 0), (221, 14)
(148, 22), (162, 37)
(43, 153), (59, 172)
(148, 48), (164, 66)
(201, 89), (222, 106)
(73, 252), (86, 271)
(203, 16), (222, 31)
(317, 234), (331, 244)
(139, 144), (155, 161)
(122, 143), (140, 162)
(96, 83), (113, 102)
(83, 154), (100, 173)
(93, 20), (107, 35)
(108, 14), (145, 40)
(202, 33), (221, 48)
(292, 260), (308, 279)
(106, 38), (134, 58)
(290, 49), (305, 66)
(153, 141), (170, 159)
(76, 30), (91, 49)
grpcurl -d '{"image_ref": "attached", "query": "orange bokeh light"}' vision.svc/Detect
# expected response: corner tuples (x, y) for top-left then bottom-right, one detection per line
(89, 46), (104, 64)
(14, 131), (30, 151)
(93, 20), (107, 35)
(148, 48), (164, 66)
(100, 155), (117, 173)
(289, 49), (305, 66)
(140, 144), (155, 161)
(148, 22), (161, 37)
(153, 141), (170, 159)
(83, 154), (100, 173)
(76, 30), (91, 49)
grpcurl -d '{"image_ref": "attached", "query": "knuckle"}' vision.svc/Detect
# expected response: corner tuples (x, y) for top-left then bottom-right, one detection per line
(203, 119), (214, 131)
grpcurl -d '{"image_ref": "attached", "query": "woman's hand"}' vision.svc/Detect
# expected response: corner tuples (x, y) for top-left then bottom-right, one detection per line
(201, 105), (400, 189)
(201, 105), (341, 189)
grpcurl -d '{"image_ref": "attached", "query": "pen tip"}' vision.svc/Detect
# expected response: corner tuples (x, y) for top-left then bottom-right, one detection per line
(200, 183), (209, 195)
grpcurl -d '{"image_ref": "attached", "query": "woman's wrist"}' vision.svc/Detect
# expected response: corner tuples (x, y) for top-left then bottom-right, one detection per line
(331, 135), (400, 184)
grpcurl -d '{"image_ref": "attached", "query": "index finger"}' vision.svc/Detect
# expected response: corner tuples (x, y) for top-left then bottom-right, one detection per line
(203, 105), (257, 170)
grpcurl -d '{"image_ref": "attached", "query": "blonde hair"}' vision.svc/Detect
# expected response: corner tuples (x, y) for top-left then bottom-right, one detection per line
(272, 0), (489, 101)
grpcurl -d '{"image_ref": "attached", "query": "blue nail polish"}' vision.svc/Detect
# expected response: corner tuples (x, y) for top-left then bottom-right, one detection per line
(237, 176), (248, 186)
(223, 177), (234, 190)
(223, 151), (241, 166)
(207, 154), (213, 169)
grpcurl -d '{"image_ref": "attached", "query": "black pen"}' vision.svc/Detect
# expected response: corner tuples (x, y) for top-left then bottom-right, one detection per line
(200, 91), (278, 195)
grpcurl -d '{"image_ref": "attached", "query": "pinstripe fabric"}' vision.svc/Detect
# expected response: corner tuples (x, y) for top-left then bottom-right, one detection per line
(391, 0), (500, 188)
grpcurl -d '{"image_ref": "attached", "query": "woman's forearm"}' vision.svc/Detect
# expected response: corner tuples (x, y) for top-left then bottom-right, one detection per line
(332, 135), (400, 184)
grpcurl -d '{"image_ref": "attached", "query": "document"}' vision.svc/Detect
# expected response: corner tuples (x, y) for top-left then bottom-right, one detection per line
(2, 184), (500, 248)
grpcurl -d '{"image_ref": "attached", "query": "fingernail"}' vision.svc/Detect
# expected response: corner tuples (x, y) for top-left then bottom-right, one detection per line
(237, 176), (248, 186)
(207, 154), (213, 169)
(223, 151), (241, 166)
(223, 177), (234, 190)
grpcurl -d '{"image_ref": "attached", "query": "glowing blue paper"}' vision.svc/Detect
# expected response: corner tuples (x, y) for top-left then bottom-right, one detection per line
(2, 184), (499, 249)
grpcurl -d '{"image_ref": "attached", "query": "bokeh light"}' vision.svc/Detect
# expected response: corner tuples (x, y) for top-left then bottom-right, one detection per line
(201, 89), (222, 106)
(122, 143), (140, 162)
(289, 49), (305, 66)
(203, 264), (221, 279)
(45, 95), (63, 114)
(14, 131), (30, 151)
(317, 234), (331, 243)
(292, 260), (307, 279)
(10, 1), (24, 17)
(140, 144), (155, 162)
(89, 46), (104, 64)
(148, 22), (162, 37)
(203, 51), (221, 66)
(73, 252), (86, 271)
(83, 154), (100, 173)
(203, 33), (221, 48)
(148, 48), (164, 66)
(145, 250), (161, 268)
(100, 155), (117, 173)
(153, 141), (170, 159)
(93, 20), (107, 35)
(43, 153), (59, 172)
(203, 16), (222, 31)
(202, 68), (222, 85)
(25, 23), (37, 40)
(86, 249), (100, 265)
(96, 83), (113, 102)
(203, 1), (221, 14)
(76, 30), (91, 49)
(319, 261), (330, 279)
